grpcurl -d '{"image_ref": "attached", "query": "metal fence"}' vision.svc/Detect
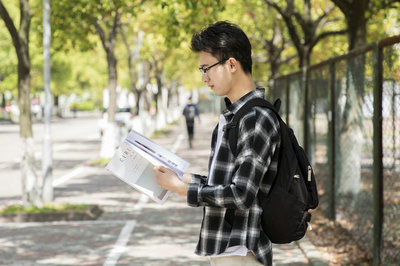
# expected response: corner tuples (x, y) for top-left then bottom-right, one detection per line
(269, 36), (400, 265)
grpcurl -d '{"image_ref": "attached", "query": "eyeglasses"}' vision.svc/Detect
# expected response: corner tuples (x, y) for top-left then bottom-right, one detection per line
(198, 59), (227, 76)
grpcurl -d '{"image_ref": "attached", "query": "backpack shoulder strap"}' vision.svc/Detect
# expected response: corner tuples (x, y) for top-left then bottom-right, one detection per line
(226, 98), (282, 156)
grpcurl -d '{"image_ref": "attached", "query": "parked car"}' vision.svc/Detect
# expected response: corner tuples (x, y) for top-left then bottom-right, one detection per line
(98, 107), (134, 136)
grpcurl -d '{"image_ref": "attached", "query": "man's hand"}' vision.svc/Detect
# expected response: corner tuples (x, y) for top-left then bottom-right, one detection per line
(181, 173), (192, 184)
(153, 165), (188, 197)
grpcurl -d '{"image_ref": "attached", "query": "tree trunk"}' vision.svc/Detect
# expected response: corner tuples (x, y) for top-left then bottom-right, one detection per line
(137, 60), (152, 114)
(346, 1), (368, 51)
(99, 49), (118, 158)
(337, 1), (367, 196)
(338, 56), (365, 195)
(167, 85), (175, 109)
(106, 48), (118, 123)
(21, 137), (42, 207)
(1, 93), (5, 108)
(1, 93), (6, 119)
(95, 17), (120, 158)
(134, 90), (142, 116)
(19, 68), (42, 207)
(120, 27), (139, 115)
(54, 95), (62, 117)
(154, 70), (163, 113)
(0, 0), (43, 206)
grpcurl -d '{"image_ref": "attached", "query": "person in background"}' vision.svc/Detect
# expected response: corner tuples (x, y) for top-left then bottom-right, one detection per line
(182, 97), (200, 148)
(72, 104), (78, 118)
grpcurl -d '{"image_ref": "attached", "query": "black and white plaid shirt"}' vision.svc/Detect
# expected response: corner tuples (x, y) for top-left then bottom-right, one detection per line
(187, 88), (281, 265)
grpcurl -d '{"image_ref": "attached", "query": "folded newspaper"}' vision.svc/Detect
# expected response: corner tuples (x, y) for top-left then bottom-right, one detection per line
(106, 130), (190, 204)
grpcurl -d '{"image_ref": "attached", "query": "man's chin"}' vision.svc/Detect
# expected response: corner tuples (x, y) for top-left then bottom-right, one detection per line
(211, 89), (224, 97)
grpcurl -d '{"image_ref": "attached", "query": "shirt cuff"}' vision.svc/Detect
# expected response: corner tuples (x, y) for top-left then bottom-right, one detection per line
(191, 173), (206, 185)
(187, 183), (201, 207)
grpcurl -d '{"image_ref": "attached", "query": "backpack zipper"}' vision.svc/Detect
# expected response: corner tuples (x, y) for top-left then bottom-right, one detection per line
(307, 166), (312, 182)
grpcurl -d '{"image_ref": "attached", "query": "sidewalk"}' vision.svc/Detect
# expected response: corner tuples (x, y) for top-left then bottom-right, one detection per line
(0, 113), (328, 265)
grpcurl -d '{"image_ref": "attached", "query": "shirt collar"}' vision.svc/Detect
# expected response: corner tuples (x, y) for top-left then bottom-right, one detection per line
(222, 88), (266, 119)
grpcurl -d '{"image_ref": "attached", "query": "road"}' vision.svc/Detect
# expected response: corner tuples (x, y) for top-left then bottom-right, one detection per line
(0, 113), (324, 265)
(0, 112), (102, 201)
(0, 113), (214, 265)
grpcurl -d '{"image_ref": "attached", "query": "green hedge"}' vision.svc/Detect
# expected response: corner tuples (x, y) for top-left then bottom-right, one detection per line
(70, 101), (95, 111)
(0, 203), (90, 214)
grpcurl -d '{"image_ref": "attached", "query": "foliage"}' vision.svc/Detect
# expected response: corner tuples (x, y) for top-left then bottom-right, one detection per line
(0, 22), (17, 95)
(0, 203), (90, 214)
(89, 157), (111, 166)
(132, 0), (225, 91)
(150, 128), (169, 139)
(0, 0), (399, 104)
(69, 101), (95, 111)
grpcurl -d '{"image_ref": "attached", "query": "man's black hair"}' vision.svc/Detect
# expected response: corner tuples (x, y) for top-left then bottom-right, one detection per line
(191, 21), (252, 74)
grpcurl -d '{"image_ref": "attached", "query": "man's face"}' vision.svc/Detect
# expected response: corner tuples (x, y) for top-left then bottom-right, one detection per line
(199, 52), (232, 97)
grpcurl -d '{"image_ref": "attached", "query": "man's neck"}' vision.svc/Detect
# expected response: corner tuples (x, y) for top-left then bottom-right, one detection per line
(227, 72), (256, 104)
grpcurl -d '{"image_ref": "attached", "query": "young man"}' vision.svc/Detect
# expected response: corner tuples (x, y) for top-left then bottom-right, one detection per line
(154, 21), (280, 266)
(182, 96), (200, 148)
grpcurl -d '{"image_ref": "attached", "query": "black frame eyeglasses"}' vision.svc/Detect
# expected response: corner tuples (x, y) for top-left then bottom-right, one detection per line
(198, 59), (227, 75)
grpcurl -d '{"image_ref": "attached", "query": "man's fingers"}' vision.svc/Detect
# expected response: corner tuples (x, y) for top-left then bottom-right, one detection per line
(154, 165), (168, 174)
(158, 165), (168, 173)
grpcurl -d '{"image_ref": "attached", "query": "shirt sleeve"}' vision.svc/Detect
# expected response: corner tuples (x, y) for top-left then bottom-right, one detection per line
(191, 173), (207, 185)
(187, 109), (280, 210)
(187, 174), (206, 207)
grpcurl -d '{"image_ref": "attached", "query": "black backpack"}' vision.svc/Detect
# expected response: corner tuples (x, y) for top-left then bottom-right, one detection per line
(225, 97), (319, 244)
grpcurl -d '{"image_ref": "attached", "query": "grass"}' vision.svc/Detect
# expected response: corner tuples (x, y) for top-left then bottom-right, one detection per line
(0, 203), (90, 214)
(150, 128), (169, 138)
(150, 119), (180, 138)
(88, 157), (111, 166)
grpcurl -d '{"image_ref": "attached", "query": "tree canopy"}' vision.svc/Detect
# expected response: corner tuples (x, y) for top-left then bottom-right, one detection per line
(0, 0), (398, 106)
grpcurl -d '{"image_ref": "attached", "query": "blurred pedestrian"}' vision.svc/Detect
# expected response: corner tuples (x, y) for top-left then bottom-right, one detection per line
(72, 105), (78, 118)
(182, 97), (200, 148)
(154, 21), (280, 265)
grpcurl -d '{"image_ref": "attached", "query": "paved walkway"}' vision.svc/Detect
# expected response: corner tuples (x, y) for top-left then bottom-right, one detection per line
(0, 114), (328, 265)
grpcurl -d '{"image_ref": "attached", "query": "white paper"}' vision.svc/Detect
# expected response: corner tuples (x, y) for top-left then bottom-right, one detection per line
(106, 130), (190, 204)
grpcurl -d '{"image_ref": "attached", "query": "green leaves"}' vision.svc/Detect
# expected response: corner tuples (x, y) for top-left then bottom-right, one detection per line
(1, 0), (399, 104)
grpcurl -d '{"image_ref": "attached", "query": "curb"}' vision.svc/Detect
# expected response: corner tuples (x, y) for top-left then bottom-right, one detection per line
(296, 236), (329, 266)
(0, 120), (13, 125)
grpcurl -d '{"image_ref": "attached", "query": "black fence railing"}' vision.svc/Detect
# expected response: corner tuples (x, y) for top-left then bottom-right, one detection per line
(269, 36), (400, 265)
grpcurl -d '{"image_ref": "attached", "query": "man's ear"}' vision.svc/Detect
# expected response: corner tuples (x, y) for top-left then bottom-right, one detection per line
(227, 57), (239, 73)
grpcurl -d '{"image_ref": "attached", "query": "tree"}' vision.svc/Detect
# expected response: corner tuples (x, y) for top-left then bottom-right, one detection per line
(0, 22), (17, 111)
(330, 0), (400, 195)
(332, 0), (400, 49)
(263, 0), (346, 156)
(52, 0), (143, 158)
(147, 0), (225, 102)
(0, 0), (42, 206)
(119, 29), (151, 116)
(264, 0), (345, 69)
(118, 0), (225, 117)
(235, 0), (296, 82)
(31, 2), (105, 115)
(261, 20), (294, 81)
